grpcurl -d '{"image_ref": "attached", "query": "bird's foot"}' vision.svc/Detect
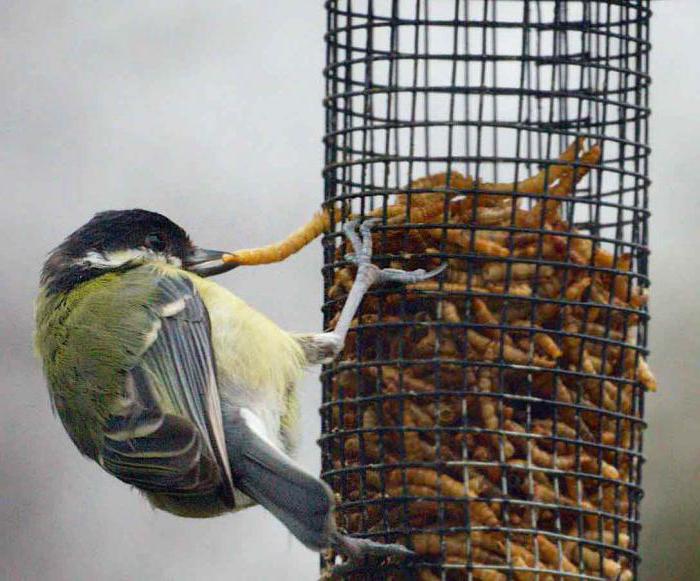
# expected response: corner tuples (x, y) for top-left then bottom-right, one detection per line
(343, 219), (446, 286)
(321, 532), (414, 579)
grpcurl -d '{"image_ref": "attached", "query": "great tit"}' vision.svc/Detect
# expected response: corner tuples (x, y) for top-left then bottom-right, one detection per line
(34, 209), (443, 571)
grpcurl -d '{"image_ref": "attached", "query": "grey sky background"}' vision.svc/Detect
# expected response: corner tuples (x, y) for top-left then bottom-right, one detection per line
(1, 2), (698, 580)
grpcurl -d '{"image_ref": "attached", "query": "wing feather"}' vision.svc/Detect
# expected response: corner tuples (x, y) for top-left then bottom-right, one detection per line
(99, 273), (235, 506)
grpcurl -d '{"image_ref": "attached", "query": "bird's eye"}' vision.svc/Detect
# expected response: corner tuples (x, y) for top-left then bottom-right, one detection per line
(145, 233), (167, 252)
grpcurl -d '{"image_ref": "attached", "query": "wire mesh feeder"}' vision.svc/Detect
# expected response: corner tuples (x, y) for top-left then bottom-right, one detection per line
(320, 1), (652, 580)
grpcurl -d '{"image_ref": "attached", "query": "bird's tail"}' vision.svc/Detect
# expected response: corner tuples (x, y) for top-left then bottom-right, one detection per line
(223, 406), (336, 551)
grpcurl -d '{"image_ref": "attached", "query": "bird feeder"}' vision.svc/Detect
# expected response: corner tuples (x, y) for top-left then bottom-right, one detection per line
(320, 1), (652, 579)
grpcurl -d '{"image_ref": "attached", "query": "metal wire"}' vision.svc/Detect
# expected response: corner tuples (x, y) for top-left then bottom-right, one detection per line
(321, 2), (651, 579)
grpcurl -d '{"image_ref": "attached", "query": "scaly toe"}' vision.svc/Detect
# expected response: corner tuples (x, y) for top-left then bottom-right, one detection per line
(325, 535), (415, 579)
(358, 218), (379, 258)
(358, 218), (381, 237)
(342, 220), (363, 256)
(377, 262), (447, 285)
(344, 217), (381, 266)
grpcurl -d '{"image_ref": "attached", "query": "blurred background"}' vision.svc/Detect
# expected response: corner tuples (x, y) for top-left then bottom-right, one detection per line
(0, 2), (697, 580)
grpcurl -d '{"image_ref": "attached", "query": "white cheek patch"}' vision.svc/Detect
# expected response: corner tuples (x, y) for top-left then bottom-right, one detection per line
(80, 249), (181, 269)
(81, 249), (146, 268)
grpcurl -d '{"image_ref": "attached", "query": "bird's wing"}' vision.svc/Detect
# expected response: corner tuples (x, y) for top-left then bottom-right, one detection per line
(99, 273), (235, 506)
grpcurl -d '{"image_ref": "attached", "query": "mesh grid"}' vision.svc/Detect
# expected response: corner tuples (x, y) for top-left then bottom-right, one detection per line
(321, 1), (651, 579)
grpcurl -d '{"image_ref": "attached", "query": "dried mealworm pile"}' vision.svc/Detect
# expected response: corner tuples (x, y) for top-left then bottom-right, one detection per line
(323, 141), (654, 580)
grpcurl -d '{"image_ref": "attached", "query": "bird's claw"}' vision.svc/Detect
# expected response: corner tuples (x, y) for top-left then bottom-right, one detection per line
(343, 219), (446, 285)
(323, 533), (415, 579)
(376, 264), (447, 284)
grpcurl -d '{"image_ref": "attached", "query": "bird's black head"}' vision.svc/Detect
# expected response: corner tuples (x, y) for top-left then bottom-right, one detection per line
(41, 209), (236, 294)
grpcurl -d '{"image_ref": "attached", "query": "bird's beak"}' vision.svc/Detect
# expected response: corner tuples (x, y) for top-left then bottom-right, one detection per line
(183, 247), (238, 277)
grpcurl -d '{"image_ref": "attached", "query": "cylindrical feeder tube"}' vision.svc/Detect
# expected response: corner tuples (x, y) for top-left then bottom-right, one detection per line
(321, 1), (652, 579)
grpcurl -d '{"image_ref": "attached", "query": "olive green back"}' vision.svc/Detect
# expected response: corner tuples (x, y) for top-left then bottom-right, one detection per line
(35, 270), (161, 457)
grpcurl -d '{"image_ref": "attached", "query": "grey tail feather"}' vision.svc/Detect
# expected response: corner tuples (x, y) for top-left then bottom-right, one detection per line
(224, 408), (335, 551)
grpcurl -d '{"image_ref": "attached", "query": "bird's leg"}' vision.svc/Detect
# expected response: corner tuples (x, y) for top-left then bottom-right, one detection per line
(296, 219), (445, 365)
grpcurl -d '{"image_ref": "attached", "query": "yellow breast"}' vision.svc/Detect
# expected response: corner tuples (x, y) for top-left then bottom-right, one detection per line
(188, 274), (305, 396)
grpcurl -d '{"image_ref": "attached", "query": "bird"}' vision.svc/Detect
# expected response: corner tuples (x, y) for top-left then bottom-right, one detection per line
(34, 209), (444, 573)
